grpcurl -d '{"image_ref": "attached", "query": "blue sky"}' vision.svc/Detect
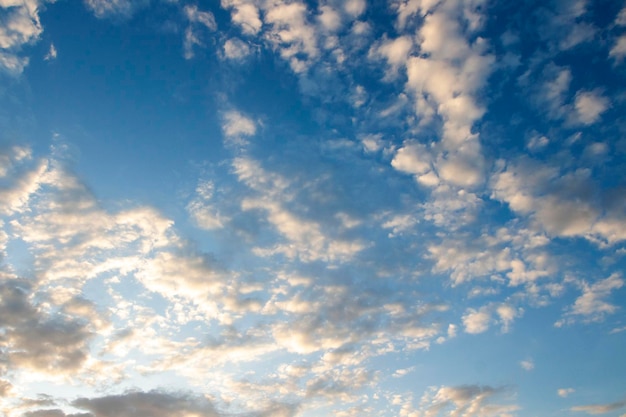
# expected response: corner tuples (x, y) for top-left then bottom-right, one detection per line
(0, 0), (625, 416)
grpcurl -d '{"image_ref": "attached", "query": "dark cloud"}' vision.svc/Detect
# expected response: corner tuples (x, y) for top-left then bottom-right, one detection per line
(71, 391), (219, 417)
(0, 278), (93, 374)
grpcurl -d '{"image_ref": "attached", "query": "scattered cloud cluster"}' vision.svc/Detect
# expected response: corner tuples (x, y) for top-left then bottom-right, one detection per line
(2, 0), (626, 416)
(0, 0), (47, 74)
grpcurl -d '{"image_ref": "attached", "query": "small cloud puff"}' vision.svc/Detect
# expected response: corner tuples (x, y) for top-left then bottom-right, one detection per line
(520, 359), (534, 371)
(222, 110), (256, 142)
(83, 0), (147, 19)
(558, 388), (575, 398)
(573, 90), (610, 125)
(462, 307), (491, 334)
(44, 43), (57, 60)
(223, 38), (251, 60)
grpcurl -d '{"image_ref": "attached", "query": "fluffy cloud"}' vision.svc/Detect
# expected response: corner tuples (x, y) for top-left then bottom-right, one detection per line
(221, 110), (256, 145)
(491, 158), (626, 244)
(400, 0), (494, 188)
(263, 2), (319, 73)
(0, 277), (94, 376)
(573, 90), (609, 125)
(558, 274), (624, 325)
(0, 0), (47, 74)
(462, 307), (491, 334)
(221, 0), (262, 35)
(223, 37), (251, 60)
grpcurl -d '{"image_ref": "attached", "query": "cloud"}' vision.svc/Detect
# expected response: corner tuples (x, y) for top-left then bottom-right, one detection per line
(490, 158), (626, 244)
(398, 0), (494, 188)
(559, 274), (625, 325)
(520, 359), (534, 371)
(573, 90), (609, 125)
(558, 388), (575, 398)
(233, 156), (366, 263)
(183, 4), (217, 59)
(186, 180), (228, 230)
(83, 0), (147, 19)
(462, 307), (491, 334)
(263, 2), (319, 73)
(222, 38), (251, 60)
(0, 0), (47, 74)
(221, 0), (262, 35)
(0, 277), (94, 375)
(572, 399), (626, 415)
(344, 0), (365, 18)
(43, 42), (56, 60)
(610, 35), (626, 61)
(71, 391), (219, 417)
(369, 35), (413, 77)
(419, 385), (519, 417)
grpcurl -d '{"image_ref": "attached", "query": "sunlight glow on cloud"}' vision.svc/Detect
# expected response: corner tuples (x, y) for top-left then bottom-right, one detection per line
(1, 0), (626, 415)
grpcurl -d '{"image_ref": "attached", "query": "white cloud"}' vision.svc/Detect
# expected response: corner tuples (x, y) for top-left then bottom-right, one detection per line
(0, 159), (47, 215)
(610, 35), (626, 61)
(344, 0), (366, 17)
(83, 0), (146, 19)
(223, 38), (251, 60)
(526, 133), (549, 151)
(391, 142), (432, 177)
(616, 6), (626, 25)
(558, 388), (575, 398)
(183, 5), (217, 59)
(573, 90), (609, 125)
(572, 399), (626, 415)
(419, 385), (519, 417)
(187, 180), (228, 230)
(462, 307), (491, 334)
(400, 1), (494, 188)
(0, 51), (28, 74)
(520, 359), (534, 371)
(497, 304), (523, 333)
(221, 110), (256, 145)
(221, 0), (262, 35)
(536, 65), (572, 120)
(0, 0), (46, 74)
(318, 5), (342, 33)
(491, 159), (626, 244)
(370, 35), (413, 77)
(565, 273), (624, 323)
(43, 42), (56, 60)
(264, 2), (319, 73)
(234, 157), (366, 263)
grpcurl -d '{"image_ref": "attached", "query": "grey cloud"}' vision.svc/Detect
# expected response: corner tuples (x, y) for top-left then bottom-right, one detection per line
(22, 410), (93, 417)
(491, 158), (626, 244)
(71, 391), (218, 417)
(0, 278), (93, 374)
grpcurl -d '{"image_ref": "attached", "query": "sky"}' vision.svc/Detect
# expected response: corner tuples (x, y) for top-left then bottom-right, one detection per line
(0, 0), (625, 416)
